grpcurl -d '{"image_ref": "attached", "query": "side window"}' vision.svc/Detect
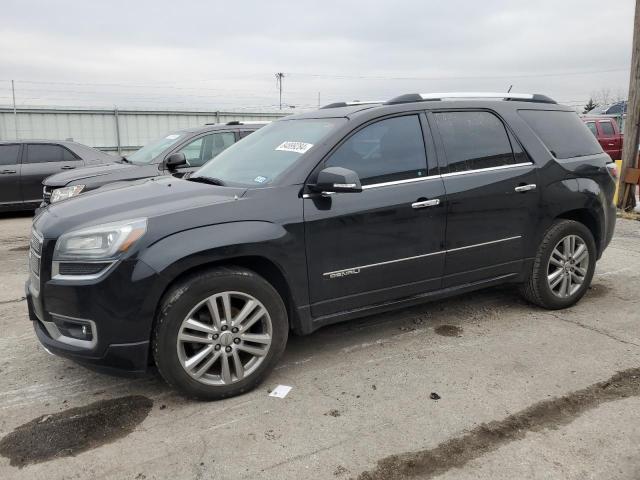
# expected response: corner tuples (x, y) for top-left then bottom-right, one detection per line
(62, 147), (80, 162)
(599, 121), (615, 136)
(0, 144), (20, 166)
(178, 137), (204, 166)
(586, 122), (597, 137)
(434, 111), (518, 173)
(25, 144), (67, 163)
(209, 132), (236, 161)
(325, 115), (427, 186)
(239, 130), (254, 139)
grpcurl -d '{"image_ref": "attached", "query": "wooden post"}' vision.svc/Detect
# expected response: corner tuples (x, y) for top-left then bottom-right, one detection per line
(618, 0), (640, 210)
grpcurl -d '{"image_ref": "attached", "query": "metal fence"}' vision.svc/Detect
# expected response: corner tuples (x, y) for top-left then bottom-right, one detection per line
(0, 107), (289, 155)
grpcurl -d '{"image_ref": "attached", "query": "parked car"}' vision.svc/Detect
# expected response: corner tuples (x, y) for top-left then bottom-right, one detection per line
(0, 140), (114, 211)
(40, 122), (265, 208)
(27, 92), (616, 399)
(581, 115), (623, 160)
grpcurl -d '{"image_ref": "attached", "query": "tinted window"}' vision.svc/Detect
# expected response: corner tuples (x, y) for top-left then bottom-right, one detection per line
(599, 121), (615, 136)
(434, 111), (517, 173)
(586, 122), (597, 137)
(325, 115), (427, 185)
(0, 145), (20, 166)
(26, 144), (75, 163)
(519, 110), (602, 159)
(239, 130), (254, 139)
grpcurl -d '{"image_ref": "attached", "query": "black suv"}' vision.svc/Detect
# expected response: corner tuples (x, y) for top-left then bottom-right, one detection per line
(40, 122), (264, 207)
(26, 92), (616, 399)
(0, 140), (114, 211)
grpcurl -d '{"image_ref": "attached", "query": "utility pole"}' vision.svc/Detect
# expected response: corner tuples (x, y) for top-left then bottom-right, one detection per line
(11, 80), (18, 139)
(318, 92), (321, 107)
(618, 0), (640, 210)
(275, 73), (285, 110)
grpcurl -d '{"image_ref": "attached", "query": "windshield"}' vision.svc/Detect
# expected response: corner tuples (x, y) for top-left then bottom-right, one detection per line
(127, 132), (186, 164)
(194, 118), (345, 186)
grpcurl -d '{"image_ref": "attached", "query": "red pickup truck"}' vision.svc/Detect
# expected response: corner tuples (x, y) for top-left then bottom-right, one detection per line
(581, 115), (623, 160)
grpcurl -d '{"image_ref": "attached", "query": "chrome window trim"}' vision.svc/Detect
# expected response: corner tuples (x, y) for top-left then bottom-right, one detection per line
(362, 175), (441, 190)
(322, 235), (522, 277)
(41, 313), (97, 349)
(304, 162), (534, 195)
(439, 162), (533, 178)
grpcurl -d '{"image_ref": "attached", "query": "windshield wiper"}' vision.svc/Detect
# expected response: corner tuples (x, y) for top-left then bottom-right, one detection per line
(188, 176), (226, 186)
(121, 156), (131, 164)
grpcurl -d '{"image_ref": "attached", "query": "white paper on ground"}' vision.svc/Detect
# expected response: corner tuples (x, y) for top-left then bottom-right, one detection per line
(269, 385), (292, 398)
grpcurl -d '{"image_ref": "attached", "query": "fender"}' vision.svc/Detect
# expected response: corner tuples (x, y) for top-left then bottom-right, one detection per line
(540, 176), (613, 256)
(138, 220), (309, 309)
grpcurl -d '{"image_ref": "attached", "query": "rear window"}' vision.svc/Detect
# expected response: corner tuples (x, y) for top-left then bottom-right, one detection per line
(518, 110), (602, 159)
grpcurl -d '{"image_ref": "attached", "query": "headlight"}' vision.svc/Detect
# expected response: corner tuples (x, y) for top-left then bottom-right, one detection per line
(53, 218), (147, 261)
(50, 185), (85, 204)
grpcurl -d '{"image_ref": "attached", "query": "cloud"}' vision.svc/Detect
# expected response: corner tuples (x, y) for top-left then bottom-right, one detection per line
(0, 0), (635, 110)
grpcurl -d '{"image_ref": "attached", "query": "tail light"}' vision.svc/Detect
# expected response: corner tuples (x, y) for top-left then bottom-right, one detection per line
(606, 162), (618, 180)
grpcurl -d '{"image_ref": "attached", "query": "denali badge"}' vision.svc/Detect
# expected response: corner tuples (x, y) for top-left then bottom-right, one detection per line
(328, 268), (360, 279)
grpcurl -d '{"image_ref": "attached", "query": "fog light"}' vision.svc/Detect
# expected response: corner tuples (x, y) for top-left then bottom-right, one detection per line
(51, 314), (94, 341)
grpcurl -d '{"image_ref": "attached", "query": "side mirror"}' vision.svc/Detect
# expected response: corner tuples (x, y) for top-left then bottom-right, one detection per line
(164, 152), (187, 171)
(311, 167), (362, 194)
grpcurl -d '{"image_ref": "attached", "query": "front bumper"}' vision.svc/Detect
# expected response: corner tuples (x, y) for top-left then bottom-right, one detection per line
(26, 256), (163, 374)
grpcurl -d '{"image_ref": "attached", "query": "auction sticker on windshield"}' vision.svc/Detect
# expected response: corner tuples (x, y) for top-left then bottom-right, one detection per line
(275, 141), (314, 154)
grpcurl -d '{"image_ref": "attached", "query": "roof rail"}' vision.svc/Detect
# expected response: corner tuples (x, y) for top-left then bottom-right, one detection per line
(386, 92), (557, 105)
(204, 120), (271, 126)
(321, 100), (384, 109)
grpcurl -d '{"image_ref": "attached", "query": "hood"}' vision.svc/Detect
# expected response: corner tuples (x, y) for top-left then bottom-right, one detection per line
(35, 176), (247, 238)
(43, 162), (158, 188)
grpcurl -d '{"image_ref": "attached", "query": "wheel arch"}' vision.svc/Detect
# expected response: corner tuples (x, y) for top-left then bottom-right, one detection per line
(555, 208), (601, 253)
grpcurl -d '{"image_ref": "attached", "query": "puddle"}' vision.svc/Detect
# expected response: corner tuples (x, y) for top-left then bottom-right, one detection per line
(357, 367), (640, 480)
(0, 395), (153, 468)
(434, 325), (463, 337)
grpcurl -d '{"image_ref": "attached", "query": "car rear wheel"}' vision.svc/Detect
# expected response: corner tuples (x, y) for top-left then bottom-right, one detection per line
(153, 267), (288, 400)
(520, 219), (596, 309)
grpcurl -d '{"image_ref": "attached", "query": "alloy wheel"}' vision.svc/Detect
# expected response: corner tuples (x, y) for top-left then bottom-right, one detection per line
(546, 234), (589, 298)
(176, 291), (273, 385)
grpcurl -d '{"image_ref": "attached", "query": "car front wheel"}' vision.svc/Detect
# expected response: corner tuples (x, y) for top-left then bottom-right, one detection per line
(152, 267), (288, 400)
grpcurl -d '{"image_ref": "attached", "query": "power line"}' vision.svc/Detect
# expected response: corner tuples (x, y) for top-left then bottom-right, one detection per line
(286, 67), (629, 81)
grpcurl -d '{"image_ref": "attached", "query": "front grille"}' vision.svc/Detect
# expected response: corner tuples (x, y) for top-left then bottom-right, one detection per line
(43, 186), (53, 204)
(29, 230), (43, 289)
(30, 231), (42, 256)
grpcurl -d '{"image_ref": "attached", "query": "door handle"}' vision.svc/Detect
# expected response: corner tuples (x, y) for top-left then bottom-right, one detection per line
(0, 169), (17, 174)
(412, 199), (440, 209)
(515, 184), (537, 192)
(61, 165), (76, 170)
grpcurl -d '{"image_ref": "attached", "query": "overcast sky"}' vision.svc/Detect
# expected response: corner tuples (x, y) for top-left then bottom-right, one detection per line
(0, 0), (635, 111)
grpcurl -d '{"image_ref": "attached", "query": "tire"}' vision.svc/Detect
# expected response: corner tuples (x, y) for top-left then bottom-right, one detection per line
(152, 266), (288, 400)
(519, 219), (596, 310)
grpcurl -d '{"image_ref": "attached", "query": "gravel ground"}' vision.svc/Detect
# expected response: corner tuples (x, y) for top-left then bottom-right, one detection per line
(0, 212), (639, 480)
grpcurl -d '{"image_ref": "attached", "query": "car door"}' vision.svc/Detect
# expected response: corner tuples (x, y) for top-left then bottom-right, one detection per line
(304, 113), (447, 317)
(170, 132), (236, 177)
(0, 143), (22, 206)
(597, 120), (621, 160)
(20, 144), (82, 204)
(429, 110), (540, 287)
